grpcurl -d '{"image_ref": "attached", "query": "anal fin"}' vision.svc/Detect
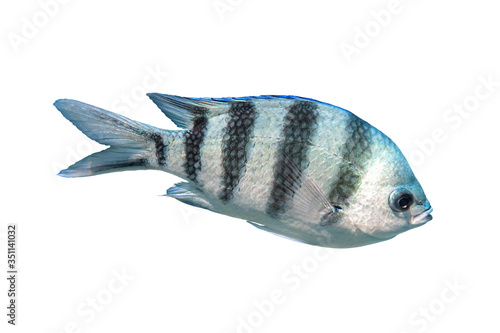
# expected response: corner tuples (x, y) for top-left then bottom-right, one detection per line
(166, 182), (213, 211)
(246, 221), (309, 245)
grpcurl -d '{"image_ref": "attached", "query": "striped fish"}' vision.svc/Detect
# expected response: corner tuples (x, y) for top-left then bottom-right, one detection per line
(54, 94), (432, 248)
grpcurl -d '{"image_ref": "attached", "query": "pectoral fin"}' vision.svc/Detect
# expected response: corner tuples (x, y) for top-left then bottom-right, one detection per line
(275, 154), (344, 226)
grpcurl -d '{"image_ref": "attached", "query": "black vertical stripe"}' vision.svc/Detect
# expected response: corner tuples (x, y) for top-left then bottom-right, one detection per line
(150, 133), (166, 166)
(328, 115), (373, 204)
(219, 102), (257, 203)
(184, 110), (209, 183)
(266, 100), (319, 218)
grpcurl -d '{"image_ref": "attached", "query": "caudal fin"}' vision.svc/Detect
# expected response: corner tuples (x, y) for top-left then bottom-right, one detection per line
(54, 99), (165, 177)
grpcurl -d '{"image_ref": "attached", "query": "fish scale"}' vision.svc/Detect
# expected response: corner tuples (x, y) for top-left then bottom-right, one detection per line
(228, 99), (289, 213)
(266, 100), (319, 218)
(183, 120), (208, 183)
(219, 102), (257, 202)
(328, 116), (374, 205)
(54, 94), (432, 248)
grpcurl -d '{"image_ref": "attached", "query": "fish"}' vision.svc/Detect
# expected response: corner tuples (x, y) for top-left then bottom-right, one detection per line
(54, 94), (432, 248)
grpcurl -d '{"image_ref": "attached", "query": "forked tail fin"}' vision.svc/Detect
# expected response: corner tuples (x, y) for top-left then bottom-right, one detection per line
(54, 99), (166, 177)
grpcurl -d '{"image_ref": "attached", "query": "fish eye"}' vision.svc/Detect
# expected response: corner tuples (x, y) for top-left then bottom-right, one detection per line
(389, 188), (414, 212)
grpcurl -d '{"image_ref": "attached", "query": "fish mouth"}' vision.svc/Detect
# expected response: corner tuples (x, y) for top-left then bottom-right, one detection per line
(411, 207), (433, 225)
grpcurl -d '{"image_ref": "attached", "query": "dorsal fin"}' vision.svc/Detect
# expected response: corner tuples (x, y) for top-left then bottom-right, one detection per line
(147, 93), (331, 130)
(147, 93), (216, 129)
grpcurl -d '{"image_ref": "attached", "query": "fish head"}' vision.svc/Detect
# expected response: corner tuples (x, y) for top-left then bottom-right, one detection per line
(346, 143), (432, 241)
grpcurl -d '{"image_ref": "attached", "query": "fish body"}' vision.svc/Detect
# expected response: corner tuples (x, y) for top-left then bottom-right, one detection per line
(55, 94), (432, 248)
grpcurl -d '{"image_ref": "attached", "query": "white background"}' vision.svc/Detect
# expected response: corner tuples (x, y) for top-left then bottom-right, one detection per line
(1, 0), (499, 332)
